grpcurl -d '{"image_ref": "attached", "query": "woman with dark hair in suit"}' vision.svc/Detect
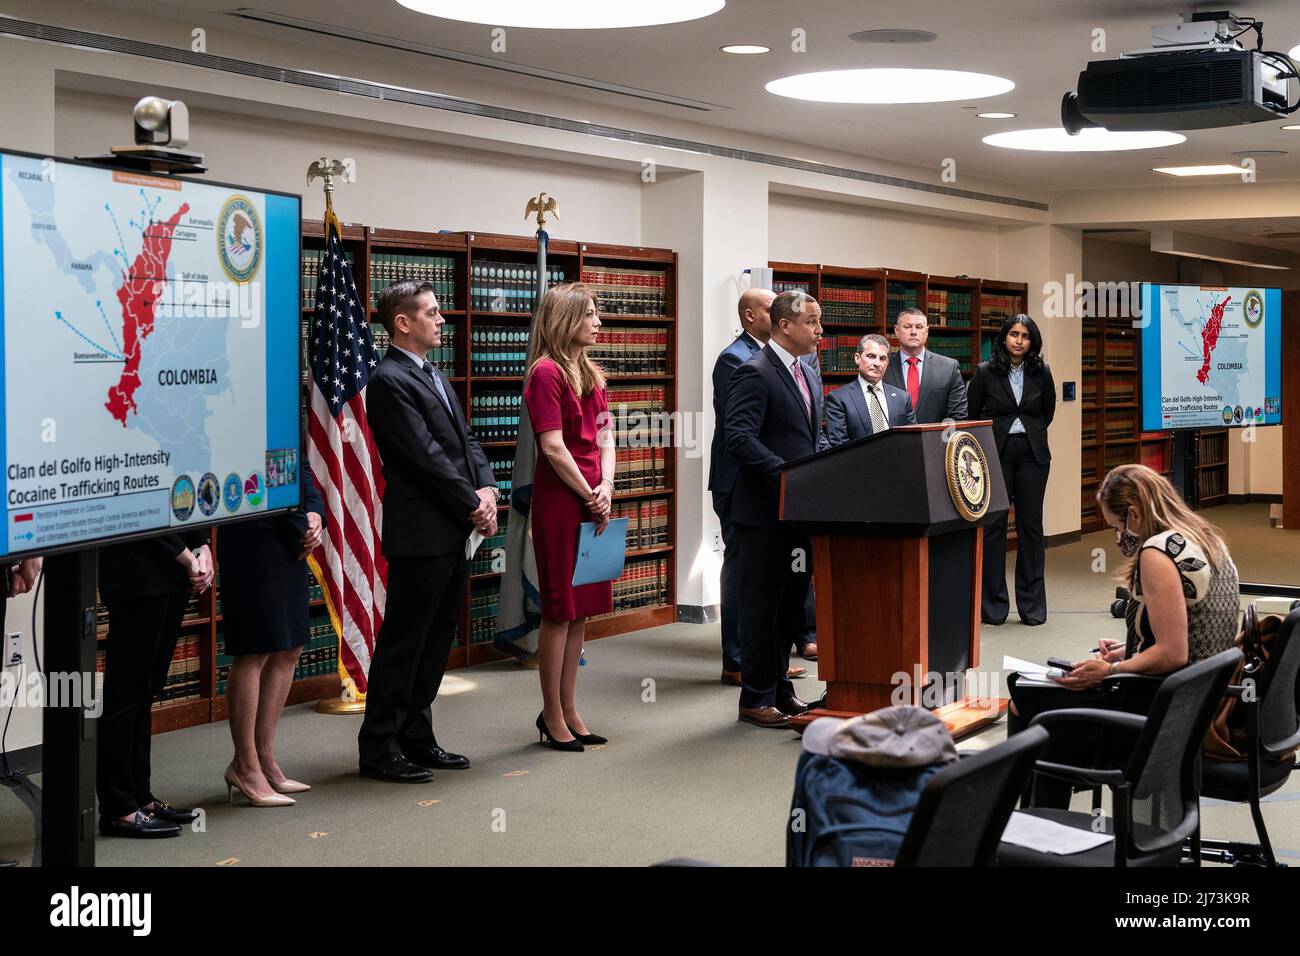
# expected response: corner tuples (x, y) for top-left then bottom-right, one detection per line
(216, 466), (325, 806)
(966, 315), (1056, 626)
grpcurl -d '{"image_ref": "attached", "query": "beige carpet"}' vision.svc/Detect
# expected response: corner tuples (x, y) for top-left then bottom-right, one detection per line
(1, 503), (1296, 866)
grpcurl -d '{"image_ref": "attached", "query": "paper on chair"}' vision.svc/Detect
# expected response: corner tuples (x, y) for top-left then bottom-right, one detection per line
(1001, 811), (1114, 855)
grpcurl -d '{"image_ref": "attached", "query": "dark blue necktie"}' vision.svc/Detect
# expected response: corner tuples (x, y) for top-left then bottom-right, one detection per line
(421, 360), (452, 413)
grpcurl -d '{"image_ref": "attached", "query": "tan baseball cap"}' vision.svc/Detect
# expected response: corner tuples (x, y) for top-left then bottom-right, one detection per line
(828, 705), (958, 768)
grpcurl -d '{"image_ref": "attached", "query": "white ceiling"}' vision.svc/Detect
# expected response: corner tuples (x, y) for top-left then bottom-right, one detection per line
(81, 0), (1300, 192)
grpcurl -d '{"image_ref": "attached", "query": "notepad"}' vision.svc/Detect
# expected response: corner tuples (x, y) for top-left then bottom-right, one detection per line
(1001, 811), (1114, 855)
(572, 518), (629, 587)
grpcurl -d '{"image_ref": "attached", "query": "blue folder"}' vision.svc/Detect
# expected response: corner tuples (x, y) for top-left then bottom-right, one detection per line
(572, 518), (629, 587)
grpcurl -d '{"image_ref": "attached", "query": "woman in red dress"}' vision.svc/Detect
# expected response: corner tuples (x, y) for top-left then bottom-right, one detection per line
(523, 283), (615, 752)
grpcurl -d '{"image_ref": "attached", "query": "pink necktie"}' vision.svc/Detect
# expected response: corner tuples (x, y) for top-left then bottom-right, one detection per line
(906, 356), (920, 410)
(792, 359), (812, 422)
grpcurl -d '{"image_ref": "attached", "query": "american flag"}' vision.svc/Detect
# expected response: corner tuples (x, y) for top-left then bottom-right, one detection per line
(306, 212), (387, 696)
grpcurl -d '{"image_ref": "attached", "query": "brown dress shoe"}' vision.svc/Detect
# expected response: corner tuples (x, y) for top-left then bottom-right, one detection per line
(738, 705), (790, 728)
(786, 665), (807, 679)
(776, 696), (809, 717)
(720, 670), (742, 686)
(800, 642), (818, 661)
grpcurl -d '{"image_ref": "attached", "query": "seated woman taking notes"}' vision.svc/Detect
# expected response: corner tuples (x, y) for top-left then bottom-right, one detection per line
(523, 283), (616, 753)
(1006, 464), (1240, 806)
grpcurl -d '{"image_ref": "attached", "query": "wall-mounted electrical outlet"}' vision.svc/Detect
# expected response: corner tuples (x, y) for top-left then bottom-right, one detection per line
(4, 631), (21, 667)
(712, 531), (723, 552)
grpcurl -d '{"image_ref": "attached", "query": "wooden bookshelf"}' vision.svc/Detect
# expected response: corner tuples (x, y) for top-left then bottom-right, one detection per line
(1193, 427), (1229, 508)
(127, 222), (677, 734)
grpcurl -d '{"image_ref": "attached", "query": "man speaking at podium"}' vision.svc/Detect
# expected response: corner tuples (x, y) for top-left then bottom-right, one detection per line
(724, 290), (827, 729)
(360, 281), (498, 782)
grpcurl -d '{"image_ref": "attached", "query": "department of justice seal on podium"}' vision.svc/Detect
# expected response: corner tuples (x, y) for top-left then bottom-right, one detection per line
(945, 431), (991, 522)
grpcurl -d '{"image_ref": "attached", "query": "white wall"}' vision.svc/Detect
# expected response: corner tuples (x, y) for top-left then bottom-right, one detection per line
(55, 91), (643, 244)
(768, 193), (1001, 277)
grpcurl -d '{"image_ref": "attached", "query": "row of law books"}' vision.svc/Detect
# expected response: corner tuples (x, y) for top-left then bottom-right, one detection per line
(926, 289), (974, 328)
(980, 293), (1025, 326)
(610, 497), (670, 551)
(369, 254), (460, 310)
(214, 617), (338, 695)
(469, 514), (509, 576)
(925, 337), (974, 376)
(614, 446), (668, 493)
(1198, 433), (1227, 466)
(581, 265), (669, 317)
(606, 384), (667, 412)
(1102, 338), (1138, 368)
(300, 248), (356, 310)
(820, 285), (877, 324)
(487, 458), (515, 504)
(603, 558), (671, 614)
(470, 326), (529, 377)
(1197, 469), (1227, 501)
(1103, 381), (1136, 404)
(773, 280), (812, 295)
(369, 323), (457, 371)
(470, 582), (499, 645)
(816, 334), (867, 373)
(471, 263), (567, 314)
(589, 328), (671, 375)
(470, 391), (522, 443)
(152, 635), (202, 708)
(885, 285), (922, 323)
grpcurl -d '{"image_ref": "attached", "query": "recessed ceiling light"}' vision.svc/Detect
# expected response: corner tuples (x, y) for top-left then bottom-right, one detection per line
(976, 112), (1017, 119)
(1152, 164), (1248, 177)
(849, 29), (938, 44)
(766, 69), (1013, 104)
(720, 44), (769, 55)
(1283, 124), (1300, 131)
(1290, 43), (1300, 60)
(983, 128), (1185, 151)
(394, 0), (725, 29)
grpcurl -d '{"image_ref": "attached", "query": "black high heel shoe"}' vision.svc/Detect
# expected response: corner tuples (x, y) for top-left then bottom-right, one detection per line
(536, 712), (584, 752)
(566, 723), (608, 746)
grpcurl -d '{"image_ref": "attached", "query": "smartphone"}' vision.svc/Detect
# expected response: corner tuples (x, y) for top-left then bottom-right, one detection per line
(1046, 657), (1075, 672)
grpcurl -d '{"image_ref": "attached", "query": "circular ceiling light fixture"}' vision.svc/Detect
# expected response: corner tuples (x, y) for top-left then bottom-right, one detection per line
(395, 0), (726, 29)
(766, 68), (1013, 104)
(983, 127), (1185, 151)
(721, 44), (770, 55)
(976, 112), (1017, 119)
(849, 29), (938, 44)
(1282, 124), (1300, 131)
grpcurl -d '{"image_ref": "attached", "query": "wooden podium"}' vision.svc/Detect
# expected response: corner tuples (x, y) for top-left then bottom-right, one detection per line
(780, 421), (1009, 738)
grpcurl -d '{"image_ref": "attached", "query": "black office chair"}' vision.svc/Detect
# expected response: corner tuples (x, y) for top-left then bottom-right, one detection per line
(895, 726), (1049, 866)
(998, 648), (1241, 867)
(1196, 604), (1300, 867)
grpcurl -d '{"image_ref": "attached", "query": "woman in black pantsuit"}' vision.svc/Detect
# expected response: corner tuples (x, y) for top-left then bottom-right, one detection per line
(966, 315), (1056, 626)
(97, 533), (212, 838)
(215, 467), (325, 806)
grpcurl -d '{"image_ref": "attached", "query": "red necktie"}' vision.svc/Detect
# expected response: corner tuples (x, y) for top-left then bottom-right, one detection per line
(906, 356), (920, 411)
(792, 359), (813, 422)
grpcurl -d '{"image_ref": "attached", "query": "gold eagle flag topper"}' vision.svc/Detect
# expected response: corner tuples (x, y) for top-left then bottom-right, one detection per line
(525, 192), (559, 230)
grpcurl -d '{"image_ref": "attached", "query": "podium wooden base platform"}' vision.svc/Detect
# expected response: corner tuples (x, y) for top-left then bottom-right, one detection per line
(789, 696), (1008, 740)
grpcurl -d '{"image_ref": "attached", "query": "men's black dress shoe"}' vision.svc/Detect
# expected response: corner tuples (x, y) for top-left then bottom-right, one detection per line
(359, 754), (433, 783)
(776, 696), (810, 717)
(1, 858), (18, 866)
(146, 801), (199, 824)
(1021, 617), (1046, 627)
(981, 616), (1006, 626)
(404, 746), (471, 770)
(98, 811), (181, 839)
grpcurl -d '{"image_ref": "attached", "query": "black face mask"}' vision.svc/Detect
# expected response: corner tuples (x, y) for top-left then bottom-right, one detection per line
(1116, 515), (1140, 557)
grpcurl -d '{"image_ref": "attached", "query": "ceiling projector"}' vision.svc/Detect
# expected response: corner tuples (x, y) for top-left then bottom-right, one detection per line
(1062, 10), (1298, 133)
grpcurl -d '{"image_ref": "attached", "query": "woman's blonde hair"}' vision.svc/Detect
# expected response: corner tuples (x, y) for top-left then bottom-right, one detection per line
(525, 282), (605, 396)
(1097, 463), (1229, 584)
